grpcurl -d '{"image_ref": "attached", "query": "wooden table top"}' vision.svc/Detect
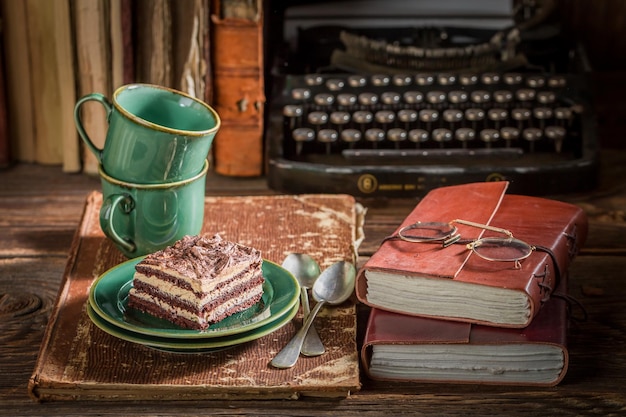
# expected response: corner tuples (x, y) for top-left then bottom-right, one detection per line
(1, 150), (625, 416)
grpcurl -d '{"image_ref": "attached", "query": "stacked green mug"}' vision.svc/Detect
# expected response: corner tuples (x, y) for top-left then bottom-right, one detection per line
(75, 84), (221, 258)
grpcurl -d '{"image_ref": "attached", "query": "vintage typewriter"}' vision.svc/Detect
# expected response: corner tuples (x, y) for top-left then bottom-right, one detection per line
(264, 0), (598, 197)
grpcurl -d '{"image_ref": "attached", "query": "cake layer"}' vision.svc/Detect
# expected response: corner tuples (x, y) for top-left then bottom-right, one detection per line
(132, 268), (263, 308)
(128, 283), (263, 329)
(130, 272), (264, 314)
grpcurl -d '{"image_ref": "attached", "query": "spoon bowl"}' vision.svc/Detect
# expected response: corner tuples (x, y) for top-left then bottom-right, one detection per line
(311, 261), (356, 305)
(270, 260), (356, 369)
(282, 253), (321, 289)
(281, 253), (324, 356)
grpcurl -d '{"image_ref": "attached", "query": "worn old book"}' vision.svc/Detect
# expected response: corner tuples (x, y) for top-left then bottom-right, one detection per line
(0, 0), (35, 164)
(355, 181), (587, 328)
(29, 192), (363, 401)
(1, 0), (79, 171)
(210, 0), (265, 176)
(73, 0), (112, 175)
(0, 22), (8, 168)
(361, 279), (571, 386)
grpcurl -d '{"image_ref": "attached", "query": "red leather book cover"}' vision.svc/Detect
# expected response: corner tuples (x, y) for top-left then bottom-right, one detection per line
(355, 181), (587, 328)
(361, 281), (570, 386)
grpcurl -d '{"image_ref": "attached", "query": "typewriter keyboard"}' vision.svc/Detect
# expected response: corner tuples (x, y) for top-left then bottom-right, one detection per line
(274, 72), (585, 164)
(266, 71), (597, 197)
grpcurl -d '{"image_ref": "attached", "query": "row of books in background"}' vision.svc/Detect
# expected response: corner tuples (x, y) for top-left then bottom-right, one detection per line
(0, 0), (264, 177)
(356, 181), (588, 386)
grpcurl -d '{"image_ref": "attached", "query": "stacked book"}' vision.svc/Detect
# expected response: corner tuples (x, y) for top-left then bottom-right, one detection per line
(356, 181), (588, 386)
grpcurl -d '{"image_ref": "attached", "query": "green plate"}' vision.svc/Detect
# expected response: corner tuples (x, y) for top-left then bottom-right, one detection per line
(89, 257), (299, 339)
(87, 302), (298, 353)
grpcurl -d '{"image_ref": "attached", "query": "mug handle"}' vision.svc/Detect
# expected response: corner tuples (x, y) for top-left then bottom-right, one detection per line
(100, 193), (136, 254)
(74, 93), (113, 163)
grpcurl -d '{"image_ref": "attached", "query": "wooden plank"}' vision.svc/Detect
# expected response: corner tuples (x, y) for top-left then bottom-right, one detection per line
(1, 149), (626, 414)
(1, 256), (625, 413)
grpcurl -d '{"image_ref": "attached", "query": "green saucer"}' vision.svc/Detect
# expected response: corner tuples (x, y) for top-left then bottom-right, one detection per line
(89, 257), (299, 339)
(87, 302), (298, 353)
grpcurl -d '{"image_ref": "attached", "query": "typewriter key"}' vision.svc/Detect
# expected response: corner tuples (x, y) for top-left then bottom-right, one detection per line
(537, 91), (556, 105)
(459, 73), (478, 86)
(341, 129), (362, 148)
(392, 74), (413, 86)
(493, 90), (513, 105)
(432, 128), (453, 147)
(522, 127), (543, 152)
(415, 73), (434, 86)
(371, 74), (390, 87)
(545, 126), (566, 153)
(403, 91), (424, 105)
(479, 128), (500, 148)
(503, 72), (523, 85)
(292, 127), (315, 156)
(480, 72), (500, 85)
(408, 129), (429, 147)
(448, 90), (468, 105)
(358, 92), (378, 107)
(455, 127), (476, 148)
(526, 75), (545, 88)
(304, 74), (323, 86)
(317, 129), (338, 154)
(347, 75), (367, 88)
(533, 107), (554, 129)
(387, 128), (408, 148)
(291, 88), (311, 102)
(365, 128), (386, 148)
(470, 90), (491, 105)
(500, 127), (520, 148)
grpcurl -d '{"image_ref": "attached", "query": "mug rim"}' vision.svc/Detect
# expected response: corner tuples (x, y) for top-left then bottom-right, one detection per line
(112, 83), (221, 137)
(98, 159), (209, 189)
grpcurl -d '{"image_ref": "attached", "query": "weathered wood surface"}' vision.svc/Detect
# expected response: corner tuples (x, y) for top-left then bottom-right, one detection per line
(1, 149), (625, 415)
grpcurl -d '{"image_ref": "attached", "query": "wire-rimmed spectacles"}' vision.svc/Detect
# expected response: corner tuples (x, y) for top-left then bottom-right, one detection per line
(388, 218), (536, 269)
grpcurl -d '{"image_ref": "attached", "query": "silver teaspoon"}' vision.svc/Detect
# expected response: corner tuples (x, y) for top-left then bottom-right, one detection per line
(270, 261), (356, 369)
(281, 253), (325, 356)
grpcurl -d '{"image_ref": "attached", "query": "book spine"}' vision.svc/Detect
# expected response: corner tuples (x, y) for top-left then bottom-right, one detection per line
(0, 0), (36, 163)
(54, 0), (81, 173)
(134, 0), (173, 87)
(210, 0), (265, 177)
(0, 10), (9, 168)
(73, 0), (112, 175)
(172, 0), (210, 101)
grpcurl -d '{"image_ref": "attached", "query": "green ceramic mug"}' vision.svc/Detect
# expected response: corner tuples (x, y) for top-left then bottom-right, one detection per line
(76, 84), (220, 184)
(99, 160), (208, 258)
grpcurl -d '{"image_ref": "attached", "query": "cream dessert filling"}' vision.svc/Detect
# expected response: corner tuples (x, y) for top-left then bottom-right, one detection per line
(137, 262), (258, 294)
(133, 270), (260, 306)
(129, 285), (263, 325)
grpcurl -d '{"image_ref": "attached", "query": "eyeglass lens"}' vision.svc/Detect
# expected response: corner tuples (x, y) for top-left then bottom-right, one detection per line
(469, 237), (533, 262)
(399, 222), (456, 242)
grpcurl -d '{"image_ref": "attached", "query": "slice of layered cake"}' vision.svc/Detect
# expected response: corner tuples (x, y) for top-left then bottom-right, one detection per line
(128, 234), (264, 330)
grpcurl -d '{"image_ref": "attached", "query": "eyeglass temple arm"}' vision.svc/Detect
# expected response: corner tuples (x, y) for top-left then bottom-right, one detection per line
(451, 219), (514, 238)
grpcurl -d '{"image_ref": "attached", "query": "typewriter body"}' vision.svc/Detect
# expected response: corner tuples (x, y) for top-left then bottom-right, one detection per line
(264, 0), (598, 197)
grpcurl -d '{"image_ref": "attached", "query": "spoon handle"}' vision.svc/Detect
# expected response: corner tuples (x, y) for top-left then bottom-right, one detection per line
(300, 288), (325, 356)
(271, 301), (326, 369)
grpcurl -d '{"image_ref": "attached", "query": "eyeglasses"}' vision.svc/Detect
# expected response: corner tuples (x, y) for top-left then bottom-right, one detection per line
(389, 219), (536, 269)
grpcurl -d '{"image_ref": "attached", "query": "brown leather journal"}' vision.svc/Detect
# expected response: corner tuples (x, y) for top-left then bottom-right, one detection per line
(361, 279), (570, 386)
(210, 0), (265, 177)
(355, 181), (588, 328)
